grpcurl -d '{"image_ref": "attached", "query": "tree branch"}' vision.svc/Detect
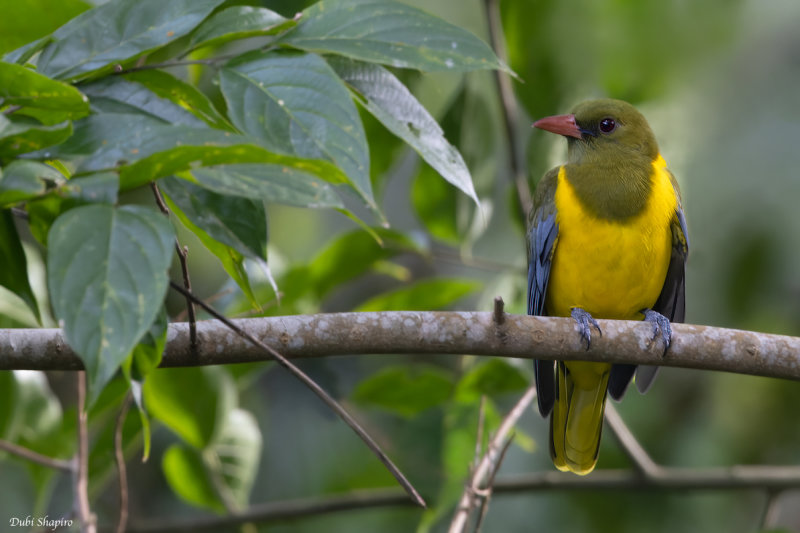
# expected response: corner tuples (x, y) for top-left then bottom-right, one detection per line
(127, 489), (417, 533)
(449, 385), (536, 533)
(167, 283), (426, 508)
(482, 0), (532, 217)
(0, 438), (73, 471)
(493, 465), (800, 492)
(75, 371), (96, 533)
(126, 461), (800, 532)
(1, 312), (798, 381)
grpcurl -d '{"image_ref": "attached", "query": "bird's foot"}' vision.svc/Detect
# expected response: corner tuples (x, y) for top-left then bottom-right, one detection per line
(570, 307), (602, 350)
(642, 309), (672, 356)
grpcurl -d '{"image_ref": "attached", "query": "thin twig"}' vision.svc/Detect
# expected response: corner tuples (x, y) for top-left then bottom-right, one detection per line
(126, 460), (800, 532)
(115, 394), (132, 533)
(75, 372), (96, 533)
(168, 281), (426, 508)
(449, 384), (537, 533)
(151, 183), (197, 354)
(482, 0), (532, 218)
(0, 438), (73, 471)
(473, 396), (487, 472)
(127, 489), (416, 533)
(493, 465), (800, 492)
(760, 490), (782, 530)
(473, 435), (514, 533)
(175, 244), (198, 354)
(111, 56), (232, 76)
(2, 104), (23, 115)
(604, 403), (661, 478)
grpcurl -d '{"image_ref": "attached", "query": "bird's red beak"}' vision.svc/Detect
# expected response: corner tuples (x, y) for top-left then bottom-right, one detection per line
(532, 113), (583, 139)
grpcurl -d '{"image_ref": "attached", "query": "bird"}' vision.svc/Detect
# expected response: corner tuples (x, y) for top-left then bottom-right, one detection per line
(527, 98), (688, 475)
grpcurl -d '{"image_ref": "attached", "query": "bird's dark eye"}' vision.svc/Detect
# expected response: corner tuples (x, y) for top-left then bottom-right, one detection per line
(599, 117), (616, 133)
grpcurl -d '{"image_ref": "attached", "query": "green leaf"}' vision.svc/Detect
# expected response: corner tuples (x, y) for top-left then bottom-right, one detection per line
(220, 51), (374, 210)
(160, 178), (263, 308)
(308, 228), (421, 298)
(121, 70), (233, 131)
(160, 178), (266, 260)
(189, 164), (343, 209)
(37, 113), (350, 191)
(143, 366), (236, 449)
(282, 0), (507, 72)
(0, 372), (16, 440)
(35, 0), (225, 80)
(0, 161), (64, 207)
(0, 61), (89, 116)
(80, 77), (208, 127)
(26, 172), (119, 246)
(190, 6), (294, 51)
(0, 210), (39, 320)
(454, 360), (528, 403)
(122, 308), (168, 462)
(163, 444), (225, 513)
(6, 371), (66, 457)
(0, 115), (72, 158)
(356, 278), (480, 311)
(47, 204), (174, 401)
(330, 57), (479, 207)
(352, 366), (453, 418)
(0, 0), (89, 57)
(412, 163), (460, 245)
(211, 408), (262, 508)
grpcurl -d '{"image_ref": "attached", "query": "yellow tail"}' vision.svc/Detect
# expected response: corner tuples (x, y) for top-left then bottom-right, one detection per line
(550, 361), (611, 475)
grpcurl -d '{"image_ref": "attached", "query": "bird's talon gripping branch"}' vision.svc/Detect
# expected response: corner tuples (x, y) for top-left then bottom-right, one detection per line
(570, 307), (602, 350)
(642, 308), (672, 355)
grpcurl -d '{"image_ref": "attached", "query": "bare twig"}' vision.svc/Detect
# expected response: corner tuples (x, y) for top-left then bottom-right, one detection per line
(449, 384), (537, 533)
(174, 243), (198, 354)
(115, 394), (132, 533)
(760, 490), (782, 530)
(482, 0), (532, 218)
(472, 396), (487, 472)
(3, 313), (800, 383)
(0, 438), (73, 471)
(128, 489), (416, 533)
(473, 435), (514, 533)
(2, 104), (23, 115)
(75, 372), (96, 533)
(126, 460), (800, 532)
(111, 56), (231, 75)
(151, 183), (198, 354)
(493, 465), (800, 492)
(168, 282), (426, 508)
(604, 403), (661, 478)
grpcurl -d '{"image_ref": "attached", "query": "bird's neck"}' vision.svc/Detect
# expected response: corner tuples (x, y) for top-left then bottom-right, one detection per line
(563, 153), (654, 221)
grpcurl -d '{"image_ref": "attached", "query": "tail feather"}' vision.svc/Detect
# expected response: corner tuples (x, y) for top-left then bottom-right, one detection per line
(550, 361), (611, 475)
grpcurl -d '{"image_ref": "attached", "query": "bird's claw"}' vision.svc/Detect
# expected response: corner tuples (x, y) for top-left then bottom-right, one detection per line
(642, 309), (672, 356)
(570, 307), (602, 350)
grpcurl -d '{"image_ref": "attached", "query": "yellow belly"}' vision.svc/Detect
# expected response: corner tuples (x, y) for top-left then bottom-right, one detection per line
(547, 156), (676, 320)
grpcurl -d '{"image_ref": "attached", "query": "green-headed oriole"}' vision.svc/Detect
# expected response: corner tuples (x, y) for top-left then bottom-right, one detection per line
(527, 99), (689, 475)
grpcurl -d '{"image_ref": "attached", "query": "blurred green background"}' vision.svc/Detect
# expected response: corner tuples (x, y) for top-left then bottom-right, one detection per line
(2, 0), (800, 531)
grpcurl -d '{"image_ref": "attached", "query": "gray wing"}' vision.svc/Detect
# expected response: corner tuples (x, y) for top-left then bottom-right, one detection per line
(527, 168), (559, 416)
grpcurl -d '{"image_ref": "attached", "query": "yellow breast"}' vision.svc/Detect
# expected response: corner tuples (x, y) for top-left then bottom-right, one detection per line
(547, 155), (676, 320)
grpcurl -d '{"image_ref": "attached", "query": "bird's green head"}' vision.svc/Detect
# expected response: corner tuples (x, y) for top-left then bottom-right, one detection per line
(533, 98), (658, 164)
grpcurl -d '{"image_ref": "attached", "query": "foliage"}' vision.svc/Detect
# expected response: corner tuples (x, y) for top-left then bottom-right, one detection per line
(1, 0), (800, 532)
(0, 0), (500, 529)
